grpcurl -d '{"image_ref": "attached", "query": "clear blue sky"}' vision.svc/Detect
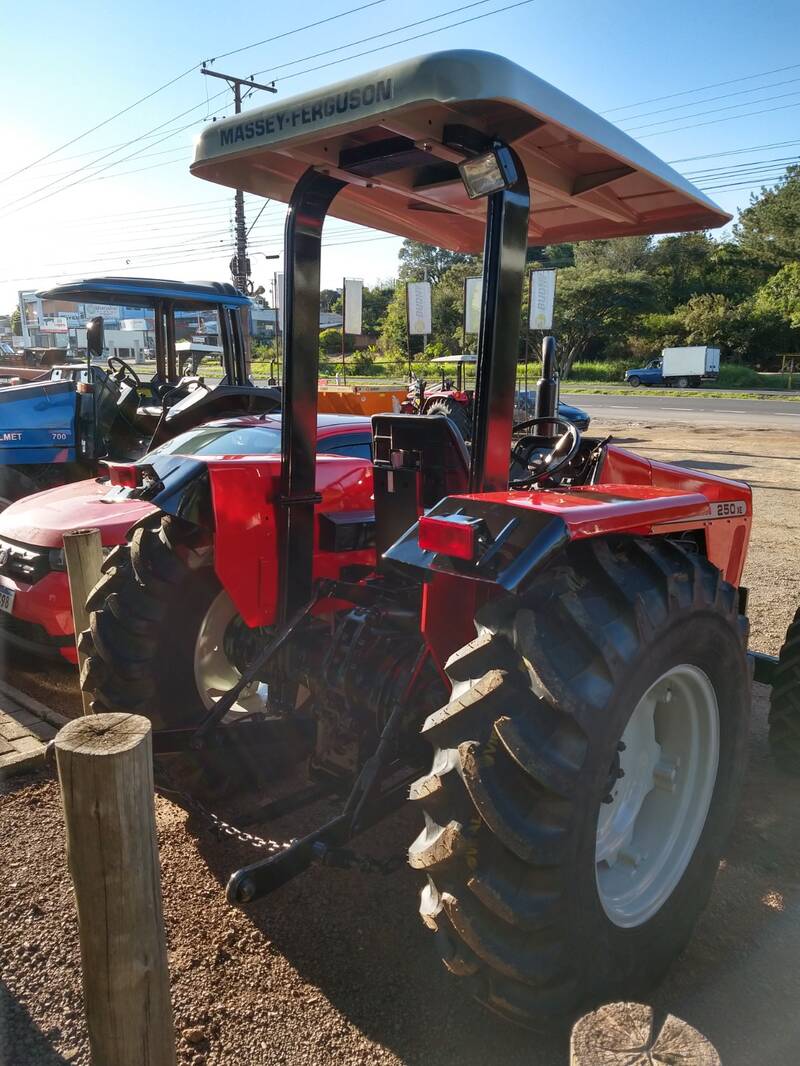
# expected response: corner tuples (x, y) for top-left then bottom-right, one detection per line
(1, 0), (799, 310)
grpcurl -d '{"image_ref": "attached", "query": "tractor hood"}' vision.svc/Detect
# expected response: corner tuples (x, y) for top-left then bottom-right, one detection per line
(0, 477), (155, 549)
(191, 49), (730, 249)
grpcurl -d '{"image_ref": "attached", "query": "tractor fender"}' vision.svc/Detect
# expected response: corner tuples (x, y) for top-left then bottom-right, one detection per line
(384, 474), (751, 594)
(147, 453), (376, 628)
(0, 377), (78, 464)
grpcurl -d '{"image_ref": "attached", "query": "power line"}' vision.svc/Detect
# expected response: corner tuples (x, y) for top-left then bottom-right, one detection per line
(603, 61), (800, 114)
(619, 75), (800, 124)
(1, 0), (536, 220)
(268, 0), (536, 85)
(1, 0), (388, 190)
(623, 87), (800, 134)
(208, 0), (388, 62)
(0, 64), (199, 187)
(252, 0), (498, 80)
(668, 138), (800, 164)
(636, 99), (800, 139)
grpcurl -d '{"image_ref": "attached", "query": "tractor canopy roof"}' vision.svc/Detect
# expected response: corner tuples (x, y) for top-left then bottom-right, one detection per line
(191, 50), (730, 252)
(37, 277), (250, 311)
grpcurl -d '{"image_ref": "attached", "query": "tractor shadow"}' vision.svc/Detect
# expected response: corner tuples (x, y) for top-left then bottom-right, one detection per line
(0, 980), (75, 1065)
(190, 794), (567, 1065)
(187, 684), (800, 1064)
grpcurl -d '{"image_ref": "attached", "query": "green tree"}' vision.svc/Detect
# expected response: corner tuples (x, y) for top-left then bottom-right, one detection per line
(319, 327), (342, 354)
(361, 283), (394, 334)
(553, 267), (657, 377)
(672, 293), (788, 362)
(398, 240), (472, 284)
(10, 308), (21, 335)
(380, 283), (409, 355)
(574, 236), (653, 273)
(528, 243), (575, 268)
(649, 232), (715, 307)
(320, 288), (340, 312)
(754, 261), (800, 329)
(734, 165), (800, 265)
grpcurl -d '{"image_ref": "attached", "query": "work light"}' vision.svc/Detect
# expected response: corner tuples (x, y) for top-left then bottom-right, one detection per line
(458, 144), (518, 199)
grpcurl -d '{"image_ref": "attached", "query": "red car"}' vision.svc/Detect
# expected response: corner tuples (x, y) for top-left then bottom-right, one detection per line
(0, 414), (374, 664)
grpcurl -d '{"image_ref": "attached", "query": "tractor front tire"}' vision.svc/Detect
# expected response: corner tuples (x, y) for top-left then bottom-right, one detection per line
(409, 536), (750, 1029)
(425, 397), (471, 441)
(768, 606), (800, 773)
(80, 515), (290, 797)
(80, 515), (225, 727)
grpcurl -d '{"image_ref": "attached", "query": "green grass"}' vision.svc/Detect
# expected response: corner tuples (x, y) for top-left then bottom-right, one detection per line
(560, 384), (800, 401)
(243, 353), (799, 394)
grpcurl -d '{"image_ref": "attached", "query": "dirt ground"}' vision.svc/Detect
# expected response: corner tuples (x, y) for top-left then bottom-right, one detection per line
(1, 418), (799, 1066)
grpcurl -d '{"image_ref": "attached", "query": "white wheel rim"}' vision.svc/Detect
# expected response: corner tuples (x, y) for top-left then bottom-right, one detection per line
(193, 590), (269, 716)
(595, 665), (720, 928)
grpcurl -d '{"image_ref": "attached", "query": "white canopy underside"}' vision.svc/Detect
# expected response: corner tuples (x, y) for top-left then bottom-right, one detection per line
(191, 50), (730, 252)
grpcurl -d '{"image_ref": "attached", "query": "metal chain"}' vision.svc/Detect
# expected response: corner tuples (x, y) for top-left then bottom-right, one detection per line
(155, 777), (293, 854)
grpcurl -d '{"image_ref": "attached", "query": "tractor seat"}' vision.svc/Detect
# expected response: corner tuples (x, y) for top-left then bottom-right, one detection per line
(131, 404), (164, 435)
(136, 403), (164, 420)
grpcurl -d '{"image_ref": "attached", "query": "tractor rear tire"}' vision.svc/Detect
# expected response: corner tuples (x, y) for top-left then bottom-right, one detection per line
(768, 606), (800, 773)
(408, 536), (750, 1029)
(425, 397), (471, 441)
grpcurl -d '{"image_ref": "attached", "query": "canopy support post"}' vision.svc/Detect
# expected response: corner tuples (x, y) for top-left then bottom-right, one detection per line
(469, 147), (530, 494)
(277, 168), (346, 622)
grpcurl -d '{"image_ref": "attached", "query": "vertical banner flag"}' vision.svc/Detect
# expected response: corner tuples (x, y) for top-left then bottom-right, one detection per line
(464, 275), (483, 335)
(274, 273), (284, 333)
(343, 278), (363, 335)
(529, 269), (557, 329)
(406, 281), (432, 335)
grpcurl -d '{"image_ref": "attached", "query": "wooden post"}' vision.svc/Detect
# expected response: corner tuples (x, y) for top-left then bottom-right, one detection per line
(570, 1002), (720, 1065)
(55, 713), (177, 1066)
(63, 527), (103, 714)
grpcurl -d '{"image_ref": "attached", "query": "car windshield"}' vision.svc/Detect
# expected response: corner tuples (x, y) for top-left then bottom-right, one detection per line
(149, 423), (283, 458)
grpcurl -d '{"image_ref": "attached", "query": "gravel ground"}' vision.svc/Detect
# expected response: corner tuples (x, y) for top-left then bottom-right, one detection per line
(1, 419), (799, 1065)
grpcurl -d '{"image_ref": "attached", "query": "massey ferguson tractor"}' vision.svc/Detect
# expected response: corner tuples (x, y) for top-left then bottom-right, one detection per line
(82, 50), (768, 1027)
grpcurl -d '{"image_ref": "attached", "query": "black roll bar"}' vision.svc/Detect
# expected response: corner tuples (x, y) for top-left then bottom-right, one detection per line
(468, 147), (530, 494)
(277, 168), (346, 622)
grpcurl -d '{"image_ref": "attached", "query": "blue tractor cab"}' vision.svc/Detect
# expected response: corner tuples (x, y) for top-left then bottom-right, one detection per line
(0, 277), (280, 507)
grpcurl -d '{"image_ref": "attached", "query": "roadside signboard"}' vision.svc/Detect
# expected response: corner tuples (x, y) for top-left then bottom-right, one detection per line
(343, 278), (363, 335)
(41, 317), (69, 333)
(529, 268), (557, 329)
(406, 281), (432, 335)
(464, 275), (482, 335)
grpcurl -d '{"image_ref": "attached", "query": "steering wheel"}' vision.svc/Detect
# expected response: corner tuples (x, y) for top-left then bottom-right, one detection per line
(509, 416), (581, 487)
(107, 354), (142, 388)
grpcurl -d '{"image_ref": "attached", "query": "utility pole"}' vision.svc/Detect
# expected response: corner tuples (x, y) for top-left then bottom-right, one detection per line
(201, 67), (276, 295)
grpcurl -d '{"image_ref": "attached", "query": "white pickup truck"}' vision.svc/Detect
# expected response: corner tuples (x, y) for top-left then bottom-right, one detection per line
(625, 346), (721, 388)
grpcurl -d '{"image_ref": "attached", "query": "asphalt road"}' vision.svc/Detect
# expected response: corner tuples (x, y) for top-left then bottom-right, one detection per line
(575, 392), (800, 429)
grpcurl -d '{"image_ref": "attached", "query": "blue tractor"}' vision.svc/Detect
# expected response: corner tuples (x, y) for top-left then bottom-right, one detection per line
(0, 277), (279, 508)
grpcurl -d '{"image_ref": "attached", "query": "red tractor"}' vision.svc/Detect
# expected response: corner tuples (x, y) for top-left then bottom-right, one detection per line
(83, 51), (762, 1026)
